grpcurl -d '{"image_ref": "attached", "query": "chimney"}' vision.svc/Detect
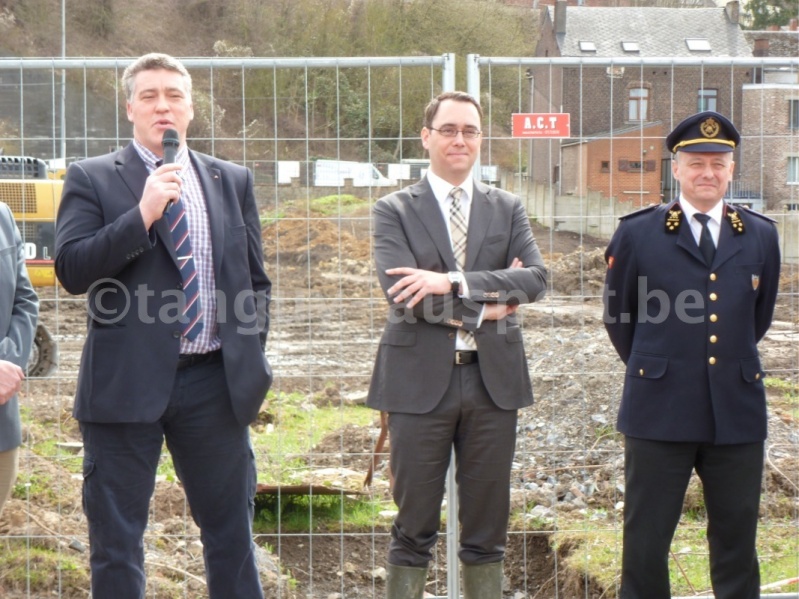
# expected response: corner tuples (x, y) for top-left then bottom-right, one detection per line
(790, 18), (798, 31)
(724, 1), (739, 25)
(752, 38), (769, 57)
(555, 0), (567, 35)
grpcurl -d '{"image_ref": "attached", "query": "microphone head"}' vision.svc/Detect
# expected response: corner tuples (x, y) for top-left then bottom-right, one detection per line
(162, 128), (180, 148)
(162, 129), (180, 164)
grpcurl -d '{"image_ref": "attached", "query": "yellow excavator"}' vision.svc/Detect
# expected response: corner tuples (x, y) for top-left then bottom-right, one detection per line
(0, 156), (60, 377)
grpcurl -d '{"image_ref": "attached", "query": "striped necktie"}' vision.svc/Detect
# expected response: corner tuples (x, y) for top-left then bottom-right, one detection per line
(449, 187), (477, 349)
(166, 196), (204, 341)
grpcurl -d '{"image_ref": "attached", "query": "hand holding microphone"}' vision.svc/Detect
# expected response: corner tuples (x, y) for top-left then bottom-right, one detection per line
(138, 130), (183, 229)
(161, 128), (180, 215)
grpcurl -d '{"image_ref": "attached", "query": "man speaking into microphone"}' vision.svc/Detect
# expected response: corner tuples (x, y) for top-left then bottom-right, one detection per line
(55, 53), (272, 599)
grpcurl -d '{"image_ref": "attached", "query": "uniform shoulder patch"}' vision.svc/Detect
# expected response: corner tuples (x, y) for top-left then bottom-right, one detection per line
(619, 204), (659, 221)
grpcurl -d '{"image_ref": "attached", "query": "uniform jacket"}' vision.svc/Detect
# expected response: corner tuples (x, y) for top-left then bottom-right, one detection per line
(55, 144), (272, 426)
(367, 178), (547, 414)
(0, 203), (38, 452)
(603, 201), (781, 444)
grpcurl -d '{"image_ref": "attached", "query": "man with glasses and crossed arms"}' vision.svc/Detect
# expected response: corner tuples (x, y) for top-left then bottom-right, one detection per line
(368, 91), (547, 599)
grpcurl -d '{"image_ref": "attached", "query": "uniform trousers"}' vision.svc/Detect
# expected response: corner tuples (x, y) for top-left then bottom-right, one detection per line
(80, 353), (263, 599)
(0, 446), (18, 514)
(387, 361), (518, 568)
(621, 436), (763, 599)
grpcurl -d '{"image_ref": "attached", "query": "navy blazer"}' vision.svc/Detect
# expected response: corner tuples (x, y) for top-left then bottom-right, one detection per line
(55, 144), (272, 426)
(603, 201), (781, 445)
(367, 178), (547, 414)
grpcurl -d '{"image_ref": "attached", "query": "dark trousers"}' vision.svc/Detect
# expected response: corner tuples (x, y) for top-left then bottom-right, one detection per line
(387, 362), (518, 568)
(80, 355), (263, 599)
(621, 436), (763, 599)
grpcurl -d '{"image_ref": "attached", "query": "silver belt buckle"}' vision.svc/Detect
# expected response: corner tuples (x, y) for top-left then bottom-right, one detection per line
(455, 351), (465, 365)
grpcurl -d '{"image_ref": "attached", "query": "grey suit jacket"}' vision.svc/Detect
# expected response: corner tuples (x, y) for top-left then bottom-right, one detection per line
(0, 203), (38, 452)
(55, 144), (272, 426)
(367, 178), (547, 414)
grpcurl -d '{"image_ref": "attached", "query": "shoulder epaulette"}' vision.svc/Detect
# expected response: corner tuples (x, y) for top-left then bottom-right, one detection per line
(619, 204), (659, 221)
(737, 205), (777, 224)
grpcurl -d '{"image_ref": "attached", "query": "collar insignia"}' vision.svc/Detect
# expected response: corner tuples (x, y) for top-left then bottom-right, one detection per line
(725, 206), (745, 235)
(665, 206), (683, 233)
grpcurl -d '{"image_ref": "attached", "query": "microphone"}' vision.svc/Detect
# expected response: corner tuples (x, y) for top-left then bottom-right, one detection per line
(162, 128), (179, 164)
(161, 129), (180, 215)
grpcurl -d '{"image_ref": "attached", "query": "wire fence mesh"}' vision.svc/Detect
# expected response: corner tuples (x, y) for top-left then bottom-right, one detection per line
(0, 55), (796, 598)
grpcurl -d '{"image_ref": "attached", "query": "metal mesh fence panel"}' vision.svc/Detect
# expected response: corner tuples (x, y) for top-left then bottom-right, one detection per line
(0, 54), (796, 598)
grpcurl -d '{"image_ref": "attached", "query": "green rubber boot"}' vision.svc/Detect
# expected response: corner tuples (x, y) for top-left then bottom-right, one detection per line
(386, 564), (427, 599)
(462, 560), (504, 599)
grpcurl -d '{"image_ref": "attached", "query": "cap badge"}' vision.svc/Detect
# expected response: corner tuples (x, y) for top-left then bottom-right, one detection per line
(700, 117), (721, 139)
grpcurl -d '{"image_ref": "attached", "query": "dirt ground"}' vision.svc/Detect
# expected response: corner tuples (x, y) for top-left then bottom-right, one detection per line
(2, 200), (797, 598)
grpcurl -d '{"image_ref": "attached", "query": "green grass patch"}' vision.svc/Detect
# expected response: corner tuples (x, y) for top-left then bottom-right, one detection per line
(309, 194), (367, 216)
(0, 543), (89, 593)
(250, 390), (390, 532)
(545, 513), (799, 596)
(765, 376), (799, 418)
(253, 492), (391, 533)
(264, 194), (368, 221)
(252, 390), (376, 483)
(12, 470), (59, 504)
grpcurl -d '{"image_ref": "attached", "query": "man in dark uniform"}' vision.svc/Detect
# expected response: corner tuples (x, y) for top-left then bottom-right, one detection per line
(603, 111), (781, 599)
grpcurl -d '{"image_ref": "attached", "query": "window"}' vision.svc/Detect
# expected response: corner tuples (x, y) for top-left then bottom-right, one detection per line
(579, 41), (597, 53)
(621, 41), (640, 53)
(628, 88), (649, 121)
(601, 161), (610, 173)
(686, 38), (711, 52)
(791, 100), (799, 130)
(698, 89), (718, 112)
(789, 157), (799, 184)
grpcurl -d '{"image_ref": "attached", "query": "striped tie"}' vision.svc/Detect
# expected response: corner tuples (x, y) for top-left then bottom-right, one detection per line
(449, 187), (477, 349)
(167, 197), (203, 341)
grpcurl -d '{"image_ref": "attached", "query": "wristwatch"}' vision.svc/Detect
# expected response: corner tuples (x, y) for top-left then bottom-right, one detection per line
(448, 271), (463, 296)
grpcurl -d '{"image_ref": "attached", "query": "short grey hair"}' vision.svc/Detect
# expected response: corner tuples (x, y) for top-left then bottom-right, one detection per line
(121, 53), (192, 102)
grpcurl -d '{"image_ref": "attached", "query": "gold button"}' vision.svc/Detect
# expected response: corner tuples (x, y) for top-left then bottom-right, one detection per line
(710, 273), (717, 281)
(710, 314), (718, 322)
(755, 373), (761, 380)
(709, 292), (718, 301)
(710, 335), (718, 343)
(709, 357), (716, 365)
(639, 369), (644, 376)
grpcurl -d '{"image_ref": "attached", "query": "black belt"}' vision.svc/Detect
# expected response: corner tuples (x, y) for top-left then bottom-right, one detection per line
(177, 349), (222, 370)
(454, 351), (478, 365)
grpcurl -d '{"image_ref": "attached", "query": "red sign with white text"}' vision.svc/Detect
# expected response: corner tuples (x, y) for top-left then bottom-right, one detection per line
(512, 113), (571, 138)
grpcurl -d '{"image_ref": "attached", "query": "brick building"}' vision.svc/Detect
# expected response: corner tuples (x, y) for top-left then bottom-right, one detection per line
(741, 24), (799, 209)
(531, 0), (752, 205)
(560, 122), (665, 208)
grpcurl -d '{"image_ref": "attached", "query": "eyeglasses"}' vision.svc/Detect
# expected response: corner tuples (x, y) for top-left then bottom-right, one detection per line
(428, 126), (482, 139)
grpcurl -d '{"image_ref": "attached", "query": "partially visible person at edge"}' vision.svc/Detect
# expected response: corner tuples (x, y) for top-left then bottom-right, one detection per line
(367, 90), (547, 599)
(603, 110), (781, 599)
(54, 53), (272, 598)
(0, 202), (38, 515)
